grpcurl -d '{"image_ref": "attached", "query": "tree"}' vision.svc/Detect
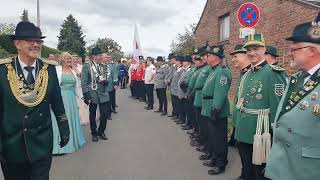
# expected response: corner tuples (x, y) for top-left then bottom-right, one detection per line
(21, 9), (29, 22)
(0, 23), (15, 35)
(57, 14), (86, 57)
(170, 24), (196, 55)
(87, 37), (124, 61)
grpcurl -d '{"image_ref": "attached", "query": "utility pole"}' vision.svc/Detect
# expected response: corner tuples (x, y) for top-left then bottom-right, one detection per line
(37, 0), (40, 27)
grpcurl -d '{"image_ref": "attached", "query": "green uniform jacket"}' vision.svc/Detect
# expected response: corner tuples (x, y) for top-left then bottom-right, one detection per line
(184, 65), (196, 85)
(201, 64), (232, 118)
(265, 69), (320, 180)
(186, 65), (204, 97)
(81, 61), (110, 104)
(0, 57), (70, 163)
(105, 62), (119, 92)
(194, 64), (212, 108)
(235, 61), (287, 144)
(232, 66), (251, 125)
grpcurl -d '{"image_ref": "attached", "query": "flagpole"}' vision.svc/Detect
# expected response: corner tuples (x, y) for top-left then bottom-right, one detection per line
(37, 0), (40, 27)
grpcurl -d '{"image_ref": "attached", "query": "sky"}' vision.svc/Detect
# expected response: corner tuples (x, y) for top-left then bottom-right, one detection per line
(0, 0), (206, 57)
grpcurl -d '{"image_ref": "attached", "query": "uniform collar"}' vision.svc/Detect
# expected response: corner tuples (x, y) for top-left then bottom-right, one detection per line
(251, 60), (267, 72)
(241, 64), (251, 74)
(197, 63), (206, 69)
(211, 63), (221, 70)
(307, 63), (320, 77)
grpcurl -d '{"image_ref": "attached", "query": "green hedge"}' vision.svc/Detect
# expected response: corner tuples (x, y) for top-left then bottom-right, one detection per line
(0, 34), (61, 58)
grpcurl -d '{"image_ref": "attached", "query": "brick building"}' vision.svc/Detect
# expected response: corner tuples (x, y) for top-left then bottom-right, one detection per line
(194, 0), (319, 97)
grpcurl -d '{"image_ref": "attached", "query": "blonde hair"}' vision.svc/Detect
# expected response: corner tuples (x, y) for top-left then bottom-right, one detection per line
(60, 52), (72, 65)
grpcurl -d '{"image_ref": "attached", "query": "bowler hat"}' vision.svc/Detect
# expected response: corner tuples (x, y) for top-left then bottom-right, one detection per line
(286, 12), (320, 44)
(10, 21), (46, 40)
(91, 47), (102, 56)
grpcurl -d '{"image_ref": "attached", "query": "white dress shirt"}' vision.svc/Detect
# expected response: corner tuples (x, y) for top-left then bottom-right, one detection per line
(304, 63), (320, 84)
(18, 56), (37, 79)
(144, 64), (156, 84)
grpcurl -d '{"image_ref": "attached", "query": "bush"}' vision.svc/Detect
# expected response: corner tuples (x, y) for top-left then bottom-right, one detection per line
(0, 47), (9, 59)
(41, 45), (61, 58)
(0, 35), (17, 54)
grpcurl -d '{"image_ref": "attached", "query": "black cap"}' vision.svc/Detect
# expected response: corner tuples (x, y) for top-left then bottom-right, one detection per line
(168, 53), (176, 60)
(266, 46), (279, 57)
(204, 45), (225, 59)
(156, 56), (164, 61)
(176, 55), (184, 62)
(10, 21), (46, 40)
(286, 12), (320, 44)
(230, 45), (246, 55)
(181, 55), (193, 63)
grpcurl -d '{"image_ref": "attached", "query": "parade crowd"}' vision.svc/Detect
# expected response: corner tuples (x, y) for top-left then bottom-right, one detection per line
(0, 12), (320, 180)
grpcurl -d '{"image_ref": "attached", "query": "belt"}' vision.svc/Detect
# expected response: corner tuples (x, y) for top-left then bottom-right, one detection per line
(203, 96), (213, 100)
(196, 87), (202, 91)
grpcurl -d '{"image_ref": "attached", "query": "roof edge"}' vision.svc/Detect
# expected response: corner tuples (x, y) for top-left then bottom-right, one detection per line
(292, 0), (320, 9)
(194, 0), (208, 34)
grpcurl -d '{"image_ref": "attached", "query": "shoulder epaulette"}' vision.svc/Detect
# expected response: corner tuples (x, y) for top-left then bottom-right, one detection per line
(42, 59), (59, 66)
(0, 58), (13, 65)
(270, 64), (286, 72)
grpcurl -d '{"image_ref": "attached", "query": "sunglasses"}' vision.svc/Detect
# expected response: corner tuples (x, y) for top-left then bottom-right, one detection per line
(24, 39), (44, 45)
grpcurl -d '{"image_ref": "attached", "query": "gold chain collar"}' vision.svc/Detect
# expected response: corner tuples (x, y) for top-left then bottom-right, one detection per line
(5, 62), (49, 107)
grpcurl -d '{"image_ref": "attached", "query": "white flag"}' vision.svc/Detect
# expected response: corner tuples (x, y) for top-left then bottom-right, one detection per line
(132, 24), (142, 69)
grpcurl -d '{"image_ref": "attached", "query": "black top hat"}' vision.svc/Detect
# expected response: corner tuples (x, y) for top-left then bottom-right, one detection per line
(139, 56), (144, 60)
(156, 56), (164, 61)
(91, 47), (102, 56)
(286, 12), (320, 44)
(10, 21), (46, 40)
(266, 46), (279, 57)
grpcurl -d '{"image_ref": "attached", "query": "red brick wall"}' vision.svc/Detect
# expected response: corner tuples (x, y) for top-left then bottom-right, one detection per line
(194, 0), (319, 98)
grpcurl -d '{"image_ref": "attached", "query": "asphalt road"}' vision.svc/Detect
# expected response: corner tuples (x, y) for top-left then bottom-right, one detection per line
(0, 89), (241, 180)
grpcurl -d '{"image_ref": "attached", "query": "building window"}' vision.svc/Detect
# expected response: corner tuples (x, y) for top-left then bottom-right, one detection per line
(219, 14), (230, 41)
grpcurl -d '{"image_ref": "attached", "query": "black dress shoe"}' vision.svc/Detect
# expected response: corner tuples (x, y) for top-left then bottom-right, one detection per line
(203, 159), (216, 167)
(190, 140), (201, 147)
(208, 166), (225, 175)
(196, 146), (207, 152)
(176, 121), (184, 125)
(112, 110), (118, 114)
(199, 153), (212, 161)
(92, 136), (98, 142)
(187, 130), (195, 135)
(147, 107), (153, 110)
(161, 112), (168, 116)
(108, 117), (112, 120)
(154, 110), (163, 113)
(98, 133), (108, 140)
(168, 114), (175, 117)
(182, 126), (192, 130)
(171, 116), (179, 120)
(115, 105), (118, 107)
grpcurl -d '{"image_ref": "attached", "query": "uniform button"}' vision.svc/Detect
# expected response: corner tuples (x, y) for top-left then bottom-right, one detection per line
(40, 113), (43, 117)
(23, 128), (27, 132)
(24, 115), (28, 119)
(286, 143), (291, 147)
(288, 128), (292, 132)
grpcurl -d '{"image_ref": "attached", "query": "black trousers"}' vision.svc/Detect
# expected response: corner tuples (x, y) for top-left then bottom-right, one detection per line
(207, 117), (228, 168)
(89, 102), (110, 136)
(145, 84), (154, 107)
(131, 80), (138, 98)
(177, 98), (185, 123)
(156, 88), (167, 113)
(183, 98), (194, 127)
(238, 142), (269, 180)
(1, 156), (52, 180)
(119, 75), (127, 89)
(195, 107), (208, 144)
(137, 80), (146, 101)
(171, 95), (177, 116)
(109, 90), (116, 111)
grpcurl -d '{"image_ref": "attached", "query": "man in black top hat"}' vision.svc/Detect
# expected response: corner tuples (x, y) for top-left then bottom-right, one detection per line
(0, 21), (70, 180)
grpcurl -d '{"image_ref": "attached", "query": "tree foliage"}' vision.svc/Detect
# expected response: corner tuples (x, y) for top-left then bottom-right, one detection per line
(88, 37), (124, 61)
(0, 23), (15, 35)
(170, 24), (196, 55)
(57, 14), (86, 57)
